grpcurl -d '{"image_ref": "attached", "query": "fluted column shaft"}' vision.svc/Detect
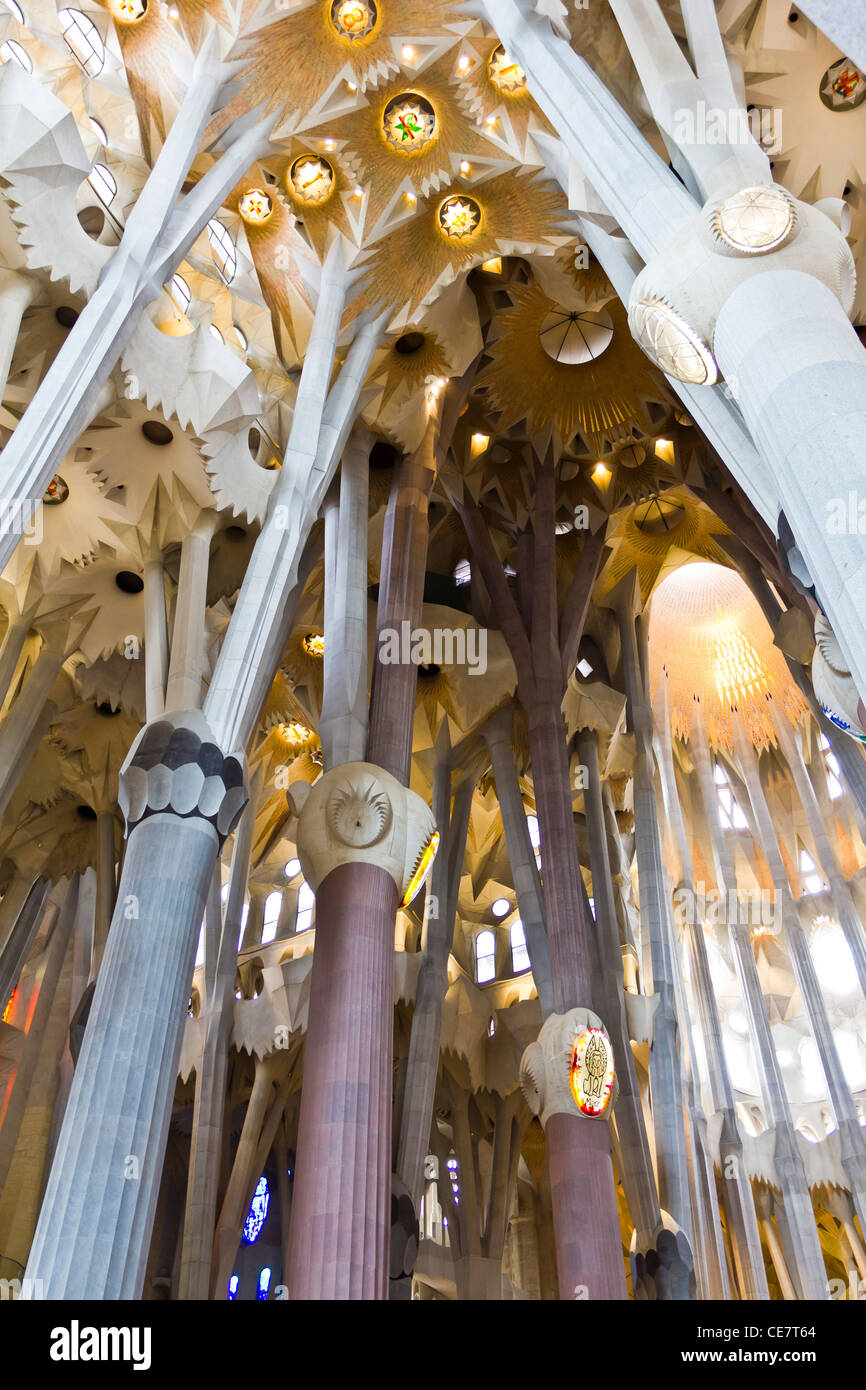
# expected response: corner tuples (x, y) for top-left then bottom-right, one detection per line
(286, 862), (397, 1299)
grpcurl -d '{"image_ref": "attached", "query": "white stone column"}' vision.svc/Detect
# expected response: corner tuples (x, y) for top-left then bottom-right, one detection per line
(319, 427), (371, 768)
(164, 511), (217, 713)
(24, 711), (247, 1299)
(143, 556), (168, 722)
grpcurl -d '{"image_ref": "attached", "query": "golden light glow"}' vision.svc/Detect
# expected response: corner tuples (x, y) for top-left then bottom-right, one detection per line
(459, 159), (470, 174)
(157, 315), (194, 338)
(302, 632), (325, 657)
(592, 462), (611, 486)
(238, 188), (274, 225)
(437, 194), (481, 240)
(470, 432), (490, 457)
(654, 437), (675, 464)
(457, 53), (471, 72)
(382, 92), (438, 155)
(330, 0), (378, 41)
(481, 256), (502, 274)
(403, 829), (440, 906)
(279, 720), (316, 747)
(2, 988), (15, 1024)
(289, 155), (336, 206)
(401, 43), (414, 60)
(108, 0), (147, 22)
(488, 43), (527, 95)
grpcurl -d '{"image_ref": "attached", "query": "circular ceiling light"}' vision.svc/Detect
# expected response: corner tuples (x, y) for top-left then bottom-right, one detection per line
(382, 92), (437, 155)
(629, 297), (718, 385)
(491, 897), (510, 917)
(238, 188), (274, 225)
(539, 307), (614, 365)
(108, 0), (147, 22)
(42, 474), (69, 505)
(820, 56), (866, 112)
(288, 155), (335, 206)
(488, 43), (527, 95)
(330, 0), (377, 40)
(437, 194), (481, 240)
(712, 185), (796, 255)
(302, 632), (324, 656)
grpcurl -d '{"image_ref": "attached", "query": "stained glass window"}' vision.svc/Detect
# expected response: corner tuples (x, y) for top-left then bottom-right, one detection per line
(257, 1266), (271, 1300)
(227, 1273), (239, 1299)
(475, 929), (496, 983)
(242, 1175), (270, 1244)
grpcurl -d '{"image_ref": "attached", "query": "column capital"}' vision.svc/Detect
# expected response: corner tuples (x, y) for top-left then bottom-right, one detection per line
(289, 760), (437, 902)
(520, 1007), (617, 1128)
(118, 708), (247, 847)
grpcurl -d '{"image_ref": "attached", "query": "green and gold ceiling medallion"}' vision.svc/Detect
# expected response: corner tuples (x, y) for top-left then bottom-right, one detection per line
(288, 155), (336, 206)
(488, 43), (527, 96)
(820, 56), (866, 112)
(43, 474), (69, 505)
(437, 194), (482, 240)
(382, 93), (438, 155)
(108, 0), (147, 22)
(238, 188), (274, 225)
(329, 0), (378, 41)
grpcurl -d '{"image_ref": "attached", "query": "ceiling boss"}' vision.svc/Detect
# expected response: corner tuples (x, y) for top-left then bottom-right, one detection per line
(288, 155), (336, 206)
(381, 92), (438, 155)
(329, 0), (379, 42)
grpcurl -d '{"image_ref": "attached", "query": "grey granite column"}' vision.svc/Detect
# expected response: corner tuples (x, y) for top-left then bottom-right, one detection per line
(23, 710), (246, 1299)
(319, 427), (371, 769)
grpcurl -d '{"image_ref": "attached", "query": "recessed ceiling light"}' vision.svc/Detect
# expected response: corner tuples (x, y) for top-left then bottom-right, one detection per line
(492, 897), (510, 917)
(402, 44), (414, 60)
(459, 159), (470, 174)
(577, 658), (594, 678)
(458, 54), (470, 72)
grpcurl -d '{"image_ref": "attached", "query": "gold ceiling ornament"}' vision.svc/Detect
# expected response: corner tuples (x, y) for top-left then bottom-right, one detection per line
(108, 0), (147, 21)
(208, 0), (443, 142)
(302, 632), (325, 656)
(487, 43), (528, 96)
(369, 329), (452, 408)
(330, 0), (379, 42)
(600, 490), (731, 599)
(648, 561), (808, 752)
(477, 282), (668, 455)
(313, 55), (508, 231)
(437, 194), (482, 240)
(238, 187), (274, 225)
(381, 92), (438, 155)
(288, 155), (336, 206)
(353, 170), (569, 324)
(592, 438), (677, 513)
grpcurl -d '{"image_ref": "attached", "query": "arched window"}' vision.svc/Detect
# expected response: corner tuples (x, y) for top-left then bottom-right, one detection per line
(475, 929), (496, 983)
(242, 1175), (270, 1244)
(819, 733), (844, 800)
(227, 1273), (239, 1300)
(59, 9), (104, 76)
(88, 116), (107, 144)
(0, 37), (31, 70)
(169, 273), (191, 313)
(526, 814), (541, 867)
(799, 847), (823, 896)
(446, 1154), (459, 1205)
(4, 1), (25, 22)
(510, 920), (530, 974)
(236, 901), (249, 951)
(261, 890), (282, 945)
(257, 1266), (271, 1300)
(207, 219), (236, 282)
(714, 762), (748, 830)
(284, 856), (301, 879)
(453, 558), (471, 586)
(295, 881), (314, 933)
(194, 922), (205, 968)
(87, 162), (116, 206)
(234, 324), (248, 351)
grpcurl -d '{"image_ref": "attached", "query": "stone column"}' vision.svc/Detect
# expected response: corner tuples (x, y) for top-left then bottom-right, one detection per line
(24, 710), (246, 1299)
(521, 1009), (626, 1299)
(90, 807), (118, 977)
(164, 511), (217, 714)
(0, 877), (48, 1015)
(484, 709), (553, 1019)
(734, 720), (866, 1237)
(0, 639), (65, 817)
(754, 1186), (799, 1301)
(610, 586), (693, 1247)
(319, 428), (371, 768)
(577, 726), (661, 1255)
(0, 615), (32, 711)
(143, 554), (169, 722)
(285, 764), (436, 1299)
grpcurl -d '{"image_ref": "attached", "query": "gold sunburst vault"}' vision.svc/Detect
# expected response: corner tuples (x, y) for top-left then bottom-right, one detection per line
(96, 0), (188, 163)
(601, 489), (732, 600)
(208, 0), (446, 142)
(477, 283), (668, 454)
(310, 53), (516, 230)
(648, 561), (808, 752)
(354, 170), (569, 325)
(369, 330), (452, 408)
(262, 148), (361, 261)
(225, 174), (314, 360)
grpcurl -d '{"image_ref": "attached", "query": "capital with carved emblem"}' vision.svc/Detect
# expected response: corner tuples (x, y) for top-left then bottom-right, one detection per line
(288, 761), (438, 904)
(520, 1007), (617, 1128)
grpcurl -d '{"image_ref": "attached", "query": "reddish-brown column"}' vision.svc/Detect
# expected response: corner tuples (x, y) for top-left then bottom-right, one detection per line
(286, 861), (398, 1299)
(546, 1113), (625, 1299)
